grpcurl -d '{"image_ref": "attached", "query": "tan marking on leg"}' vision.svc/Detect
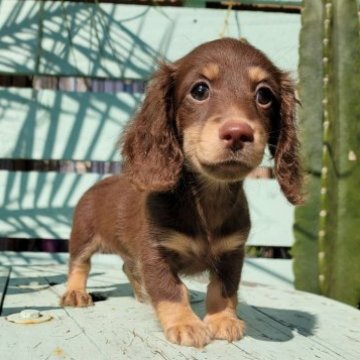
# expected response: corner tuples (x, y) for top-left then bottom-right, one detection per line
(204, 276), (245, 341)
(200, 63), (219, 81)
(67, 261), (90, 291)
(61, 261), (93, 307)
(155, 284), (211, 348)
(61, 230), (101, 307)
(248, 66), (270, 84)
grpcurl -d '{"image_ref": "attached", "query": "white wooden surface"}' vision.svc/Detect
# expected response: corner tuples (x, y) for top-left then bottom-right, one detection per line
(0, 253), (359, 360)
(0, 252), (295, 289)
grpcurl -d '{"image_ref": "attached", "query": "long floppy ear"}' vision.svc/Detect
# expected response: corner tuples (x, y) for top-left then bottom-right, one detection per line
(121, 63), (183, 192)
(269, 73), (304, 205)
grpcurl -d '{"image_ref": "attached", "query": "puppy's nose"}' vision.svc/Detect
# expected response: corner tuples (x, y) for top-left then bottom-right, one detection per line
(219, 121), (254, 150)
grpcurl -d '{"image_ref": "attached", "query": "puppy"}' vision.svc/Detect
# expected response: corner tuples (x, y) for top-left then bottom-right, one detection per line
(60, 38), (303, 348)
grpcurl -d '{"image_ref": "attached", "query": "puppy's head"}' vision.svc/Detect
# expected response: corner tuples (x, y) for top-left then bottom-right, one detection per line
(122, 38), (303, 205)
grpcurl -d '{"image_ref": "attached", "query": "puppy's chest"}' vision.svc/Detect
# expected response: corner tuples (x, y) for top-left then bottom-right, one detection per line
(160, 231), (246, 268)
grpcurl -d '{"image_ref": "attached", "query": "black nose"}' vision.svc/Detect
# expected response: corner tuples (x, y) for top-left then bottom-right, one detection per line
(219, 121), (254, 150)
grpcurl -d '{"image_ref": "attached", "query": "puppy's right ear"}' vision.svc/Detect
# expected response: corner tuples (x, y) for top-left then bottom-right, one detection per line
(121, 63), (183, 192)
(269, 73), (304, 205)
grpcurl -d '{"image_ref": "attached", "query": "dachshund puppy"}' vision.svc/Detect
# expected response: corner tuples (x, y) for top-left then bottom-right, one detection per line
(61, 38), (303, 348)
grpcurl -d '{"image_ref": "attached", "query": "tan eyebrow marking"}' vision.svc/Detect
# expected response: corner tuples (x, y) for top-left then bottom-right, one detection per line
(201, 63), (220, 80)
(248, 66), (270, 83)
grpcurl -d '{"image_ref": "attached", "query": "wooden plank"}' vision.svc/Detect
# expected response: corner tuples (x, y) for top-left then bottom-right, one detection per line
(0, 267), (10, 314)
(0, 0), (40, 75)
(242, 258), (294, 288)
(84, 263), (357, 360)
(0, 171), (103, 239)
(1, 259), (358, 359)
(0, 252), (294, 289)
(194, 0), (302, 5)
(241, 281), (360, 359)
(0, 264), (248, 360)
(244, 179), (294, 247)
(0, 171), (293, 246)
(0, 251), (69, 267)
(0, 88), (141, 161)
(0, 87), (274, 167)
(0, 265), (115, 359)
(0, 2), (300, 77)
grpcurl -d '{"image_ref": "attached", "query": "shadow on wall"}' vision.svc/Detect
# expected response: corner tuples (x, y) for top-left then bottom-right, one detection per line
(0, 1), (174, 242)
(0, 89), (142, 240)
(0, 1), (174, 77)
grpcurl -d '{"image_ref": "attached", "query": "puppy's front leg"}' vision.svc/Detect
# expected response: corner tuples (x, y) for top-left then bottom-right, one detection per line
(142, 257), (211, 348)
(204, 249), (245, 342)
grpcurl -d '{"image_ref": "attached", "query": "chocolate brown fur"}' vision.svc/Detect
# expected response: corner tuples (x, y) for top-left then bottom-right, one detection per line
(61, 38), (303, 347)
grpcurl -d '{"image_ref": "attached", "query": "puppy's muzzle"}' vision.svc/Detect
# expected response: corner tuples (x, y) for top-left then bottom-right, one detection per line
(219, 121), (254, 152)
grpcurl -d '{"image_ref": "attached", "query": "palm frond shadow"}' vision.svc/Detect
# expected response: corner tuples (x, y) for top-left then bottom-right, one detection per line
(0, 1), (172, 240)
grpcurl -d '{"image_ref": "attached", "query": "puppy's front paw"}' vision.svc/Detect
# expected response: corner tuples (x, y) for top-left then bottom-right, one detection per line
(60, 290), (93, 307)
(165, 319), (212, 348)
(204, 313), (245, 342)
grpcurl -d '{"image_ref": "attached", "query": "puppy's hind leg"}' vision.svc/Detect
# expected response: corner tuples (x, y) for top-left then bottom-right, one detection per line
(61, 231), (99, 307)
(123, 262), (148, 303)
(61, 258), (93, 307)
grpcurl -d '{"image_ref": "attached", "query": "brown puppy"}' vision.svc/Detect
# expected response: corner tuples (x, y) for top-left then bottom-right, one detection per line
(60, 38), (303, 348)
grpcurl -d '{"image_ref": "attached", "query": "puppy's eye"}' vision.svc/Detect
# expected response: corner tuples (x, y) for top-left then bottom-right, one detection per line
(256, 87), (274, 108)
(190, 82), (210, 101)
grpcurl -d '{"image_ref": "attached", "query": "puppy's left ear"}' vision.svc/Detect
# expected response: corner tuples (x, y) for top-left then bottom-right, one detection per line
(121, 63), (183, 192)
(269, 73), (304, 205)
